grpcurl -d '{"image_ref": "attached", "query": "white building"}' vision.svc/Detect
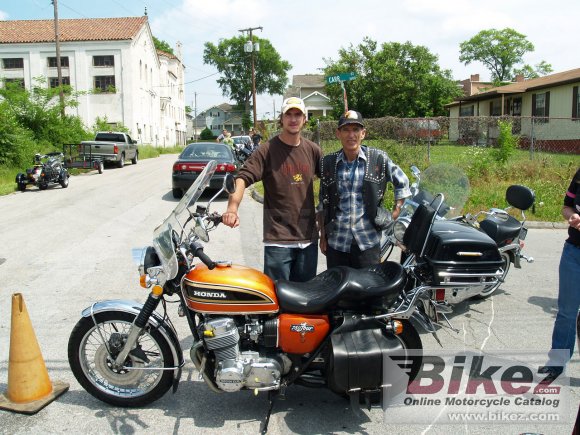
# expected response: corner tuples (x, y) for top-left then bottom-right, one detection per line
(0, 16), (186, 147)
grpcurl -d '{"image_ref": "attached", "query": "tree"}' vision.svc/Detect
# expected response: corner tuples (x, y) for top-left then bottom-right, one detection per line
(323, 38), (461, 118)
(513, 61), (553, 80)
(153, 36), (174, 55)
(459, 28), (552, 83)
(203, 36), (291, 111)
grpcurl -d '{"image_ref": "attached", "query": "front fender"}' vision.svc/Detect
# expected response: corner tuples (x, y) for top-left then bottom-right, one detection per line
(81, 299), (184, 384)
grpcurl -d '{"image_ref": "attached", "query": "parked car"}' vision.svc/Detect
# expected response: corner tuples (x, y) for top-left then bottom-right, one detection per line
(397, 119), (443, 144)
(171, 142), (238, 199)
(80, 131), (138, 168)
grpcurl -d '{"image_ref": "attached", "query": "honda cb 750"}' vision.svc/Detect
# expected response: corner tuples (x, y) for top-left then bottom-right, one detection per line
(16, 152), (69, 191)
(67, 161), (499, 421)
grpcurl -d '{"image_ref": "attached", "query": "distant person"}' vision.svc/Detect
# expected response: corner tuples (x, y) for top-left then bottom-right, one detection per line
(222, 97), (322, 282)
(540, 167), (580, 380)
(216, 129), (227, 142)
(318, 110), (410, 269)
(251, 128), (262, 148)
(222, 131), (234, 148)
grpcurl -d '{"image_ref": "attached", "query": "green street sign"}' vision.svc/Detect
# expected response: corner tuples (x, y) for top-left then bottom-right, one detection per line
(326, 72), (357, 84)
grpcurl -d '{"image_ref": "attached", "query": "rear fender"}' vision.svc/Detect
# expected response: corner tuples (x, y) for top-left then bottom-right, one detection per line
(81, 299), (184, 387)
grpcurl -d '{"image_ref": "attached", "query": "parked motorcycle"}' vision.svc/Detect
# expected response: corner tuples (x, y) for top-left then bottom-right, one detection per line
(15, 152), (69, 191)
(234, 144), (253, 164)
(381, 164), (534, 316)
(68, 160), (468, 424)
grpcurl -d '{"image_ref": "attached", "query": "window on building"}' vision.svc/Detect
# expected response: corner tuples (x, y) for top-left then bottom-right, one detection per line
(94, 75), (116, 93)
(3, 58), (24, 69)
(93, 55), (115, 67)
(489, 100), (501, 116)
(573, 86), (579, 120)
(4, 78), (25, 88)
(532, 92), (550, 122)
(49, 77), (71, 88)
(47, 57), (69, 68)
(511, 97), (522, 116)
(459, 105), (474, 116)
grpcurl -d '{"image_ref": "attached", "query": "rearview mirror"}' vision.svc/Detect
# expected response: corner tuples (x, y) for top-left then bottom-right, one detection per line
(224, 173), (236, 194)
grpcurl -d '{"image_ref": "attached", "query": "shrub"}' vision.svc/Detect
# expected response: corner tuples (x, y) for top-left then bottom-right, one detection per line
(199, 128), (214, 140)
(492, 120), (517, 164)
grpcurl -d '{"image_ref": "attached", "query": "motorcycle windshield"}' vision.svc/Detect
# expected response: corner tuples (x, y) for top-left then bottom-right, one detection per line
(152, 161), (217, 280)
(411, 163), (470, 218)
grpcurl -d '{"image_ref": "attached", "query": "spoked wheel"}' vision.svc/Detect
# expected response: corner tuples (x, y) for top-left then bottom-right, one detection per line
(477, 252), (511, 299)
(68, 311), (174, 407)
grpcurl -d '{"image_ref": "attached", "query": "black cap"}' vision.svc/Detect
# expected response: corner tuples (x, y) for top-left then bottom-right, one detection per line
(338, 110), (365, 128)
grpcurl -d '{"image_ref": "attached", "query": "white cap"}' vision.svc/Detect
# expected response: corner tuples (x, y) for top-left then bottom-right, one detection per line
(281, 97), (306, 114)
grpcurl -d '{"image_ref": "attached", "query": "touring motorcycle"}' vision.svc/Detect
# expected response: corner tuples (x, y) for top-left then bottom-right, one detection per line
(67, 161), (503, 423)
(16, 152), (69, 191)
(381, 164), (534, 311)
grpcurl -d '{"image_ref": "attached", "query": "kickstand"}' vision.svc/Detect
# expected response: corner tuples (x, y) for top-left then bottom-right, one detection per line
(260, 391), (278, 434)
(439, 312), (460, 333)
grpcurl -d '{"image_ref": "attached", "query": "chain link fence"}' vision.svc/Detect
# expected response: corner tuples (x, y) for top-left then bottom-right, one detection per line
(305, 116), (579, 157)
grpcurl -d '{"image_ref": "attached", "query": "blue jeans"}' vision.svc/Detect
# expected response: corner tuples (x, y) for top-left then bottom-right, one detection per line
(264, 244), (318, 282)
(547, 242), (580, 368)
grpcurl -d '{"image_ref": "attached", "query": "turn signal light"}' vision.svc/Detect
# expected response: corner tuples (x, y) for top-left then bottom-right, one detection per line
(151, 285), (163, 296)
(139, 274), (149, 288)
(392, 320), (403, 335)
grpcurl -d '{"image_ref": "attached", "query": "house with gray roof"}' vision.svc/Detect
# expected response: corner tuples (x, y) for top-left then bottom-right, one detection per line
(284, 74), (333, 119)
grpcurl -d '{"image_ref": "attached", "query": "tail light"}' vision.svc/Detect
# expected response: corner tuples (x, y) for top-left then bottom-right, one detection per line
(173, 162), (207, 172)
(435, 288), (446, 302)
(216, 163), (236, 173)
(113, 145), (119, 154)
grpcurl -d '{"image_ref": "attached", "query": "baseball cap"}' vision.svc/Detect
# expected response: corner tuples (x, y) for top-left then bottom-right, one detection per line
(338, 110), (365, 128)
(281, 97), (306, 114)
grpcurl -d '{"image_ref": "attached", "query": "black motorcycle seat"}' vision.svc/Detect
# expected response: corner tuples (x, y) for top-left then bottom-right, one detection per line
(479, 214), (522, 244)
(276, 261), (406, 314)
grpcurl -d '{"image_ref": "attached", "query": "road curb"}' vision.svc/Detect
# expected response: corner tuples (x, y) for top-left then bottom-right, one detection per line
(249, 188), (566, 229)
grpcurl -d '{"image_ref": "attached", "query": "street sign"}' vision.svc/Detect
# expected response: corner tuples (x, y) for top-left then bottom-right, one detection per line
(325, 72), (357, 84)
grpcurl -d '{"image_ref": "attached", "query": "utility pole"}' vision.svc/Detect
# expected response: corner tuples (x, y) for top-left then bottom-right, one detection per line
(52, 0), (65, 119)
(238, 26), (262, 127)
(194, 93), (198, 141)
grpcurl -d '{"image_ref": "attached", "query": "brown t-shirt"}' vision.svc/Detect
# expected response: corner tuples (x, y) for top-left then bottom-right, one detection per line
(236, 135), (322, 243)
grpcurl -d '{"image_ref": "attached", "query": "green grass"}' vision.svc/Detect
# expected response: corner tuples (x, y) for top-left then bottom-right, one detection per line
(0, 145), (184, 195)
(252, 140), (580, 222)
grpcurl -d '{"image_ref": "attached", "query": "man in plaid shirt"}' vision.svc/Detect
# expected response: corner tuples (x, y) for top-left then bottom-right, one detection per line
(319, 110), (410, 269)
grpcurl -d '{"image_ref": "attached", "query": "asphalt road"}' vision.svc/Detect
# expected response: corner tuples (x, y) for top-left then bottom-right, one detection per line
(0, 154), (578, 434)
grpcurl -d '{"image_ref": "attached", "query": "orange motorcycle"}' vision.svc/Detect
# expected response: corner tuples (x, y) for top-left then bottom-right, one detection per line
(68, 160), (445, 421)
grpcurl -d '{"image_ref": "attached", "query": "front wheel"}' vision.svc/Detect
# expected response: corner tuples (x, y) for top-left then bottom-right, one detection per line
(68, 311), (174, 407)
(476, 252), (511, 298)
(131, 152), (138, 165)
(60, 173), (69, 188)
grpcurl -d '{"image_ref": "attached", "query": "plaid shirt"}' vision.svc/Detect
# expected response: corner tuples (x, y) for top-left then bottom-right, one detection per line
(327, 149), (377, 253)
(326, 147), (410, 253)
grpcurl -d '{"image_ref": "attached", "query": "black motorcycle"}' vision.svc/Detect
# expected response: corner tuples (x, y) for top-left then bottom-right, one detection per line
(16, 152), (70, 191)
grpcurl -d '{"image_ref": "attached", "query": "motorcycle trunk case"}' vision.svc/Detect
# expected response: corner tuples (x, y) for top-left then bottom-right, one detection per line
(182, 263), (279, 314)
(424, 221), (503, 286)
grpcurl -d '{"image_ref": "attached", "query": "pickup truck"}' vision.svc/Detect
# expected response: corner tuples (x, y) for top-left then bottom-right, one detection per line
(80, 132), (138, 168)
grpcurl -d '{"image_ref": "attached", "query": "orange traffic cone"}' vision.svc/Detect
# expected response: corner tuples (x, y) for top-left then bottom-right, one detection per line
(0, 293), (68, 414)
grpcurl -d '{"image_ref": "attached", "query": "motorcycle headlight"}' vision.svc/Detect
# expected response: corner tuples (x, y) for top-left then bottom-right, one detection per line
(393, 217), (411, 243)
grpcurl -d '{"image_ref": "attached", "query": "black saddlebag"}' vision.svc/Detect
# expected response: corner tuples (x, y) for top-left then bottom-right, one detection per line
(328, 319), (404, 397)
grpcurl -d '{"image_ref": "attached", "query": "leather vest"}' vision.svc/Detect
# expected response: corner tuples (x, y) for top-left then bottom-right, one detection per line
(320, 146), (388, 229)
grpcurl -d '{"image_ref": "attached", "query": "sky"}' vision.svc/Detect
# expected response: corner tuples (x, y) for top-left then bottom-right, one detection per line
(2, 0), (579, 119)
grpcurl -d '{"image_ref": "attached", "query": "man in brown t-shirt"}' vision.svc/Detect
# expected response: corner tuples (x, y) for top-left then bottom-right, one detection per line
(222, 97), (322, 282)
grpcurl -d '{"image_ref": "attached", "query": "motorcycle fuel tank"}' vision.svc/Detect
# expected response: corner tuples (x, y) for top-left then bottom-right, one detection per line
(183, 263), (279, 314)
